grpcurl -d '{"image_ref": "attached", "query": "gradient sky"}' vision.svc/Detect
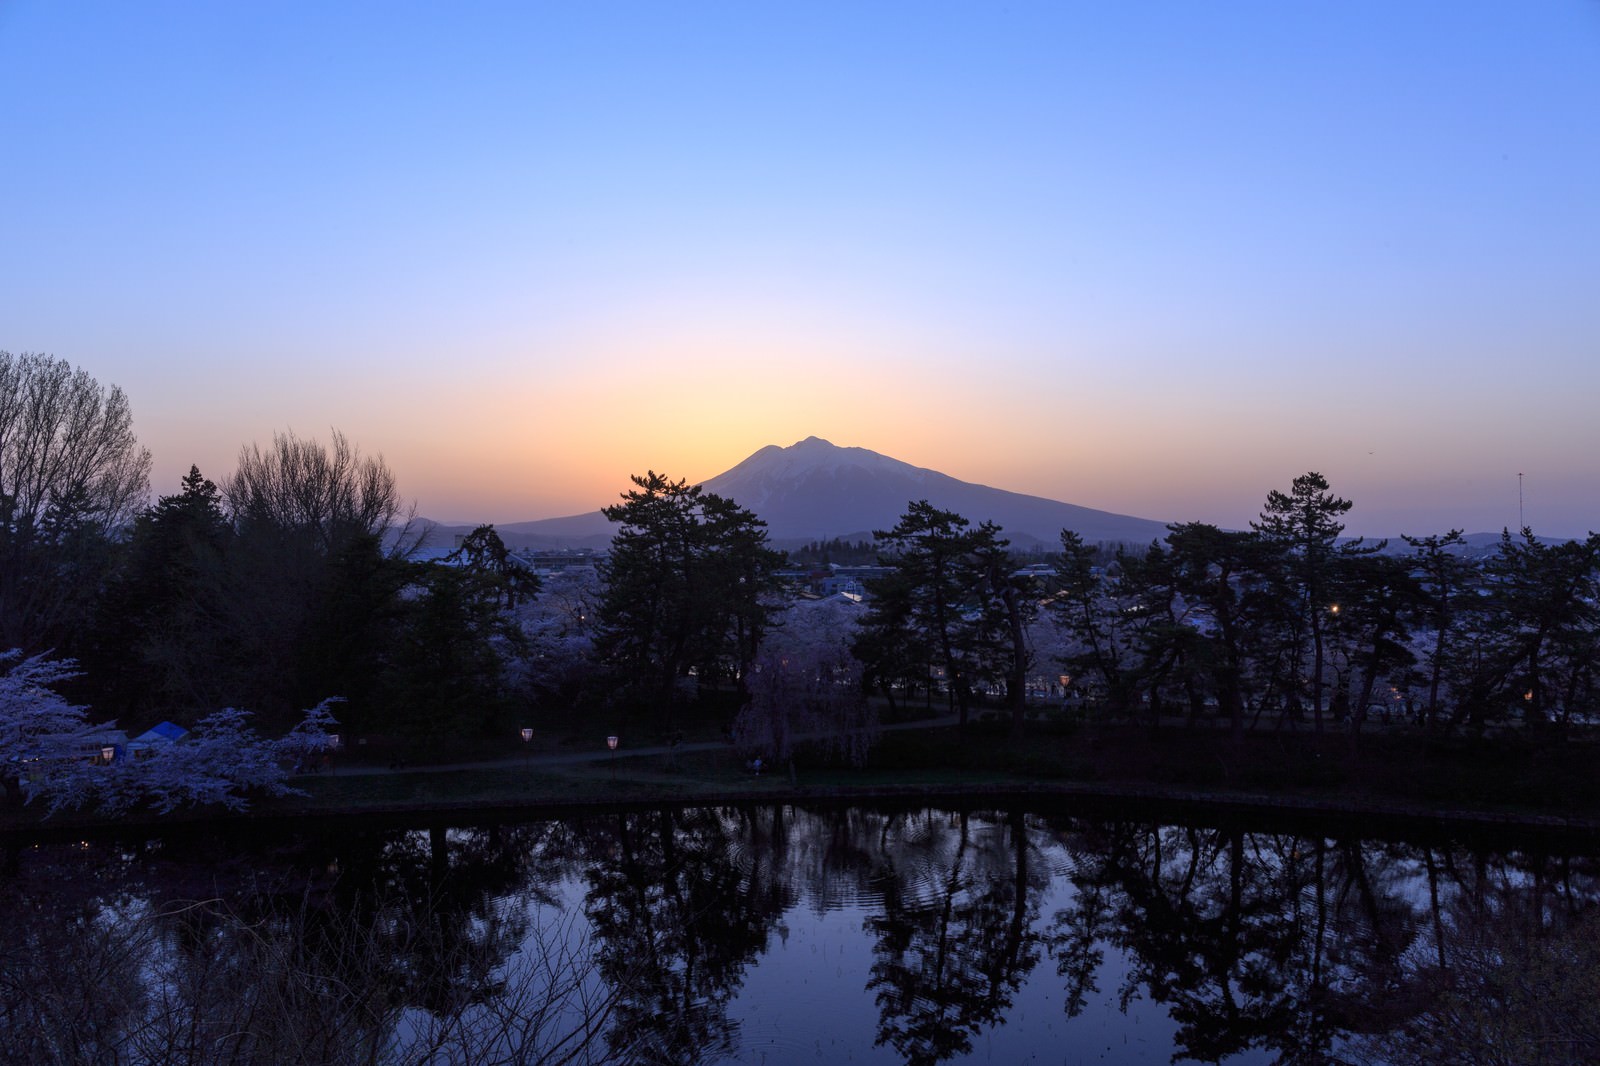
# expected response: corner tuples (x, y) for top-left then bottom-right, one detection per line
(3, 2), (1598, 537)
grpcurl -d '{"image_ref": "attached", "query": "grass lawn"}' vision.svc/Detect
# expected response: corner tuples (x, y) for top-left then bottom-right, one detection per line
(7, 717), (1597, 833)
(251, 719), (1600, 825)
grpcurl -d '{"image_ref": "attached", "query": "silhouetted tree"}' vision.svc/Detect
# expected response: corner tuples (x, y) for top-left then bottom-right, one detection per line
(853, 503), (1016, 730)
(0, 352), (151, 653)
(1475, 529), (1600, 726)
(84, 465), (233, 720)
(1051, 530), (1169, 720)
(787, 537), (876, 566)
(595, 472), (783, 721)
(973, 523), (1035, 738)
(1252, 472), (1381, 731)
(382, 560), (525, 747)
(849, 561), (930, 714)
(1400, 530), (1475, 729)
(218, 430), (418, 730)
(447, 523), (539, 607)
(1339, 553), (1422, 751)
(1164, 522), (1273, 741)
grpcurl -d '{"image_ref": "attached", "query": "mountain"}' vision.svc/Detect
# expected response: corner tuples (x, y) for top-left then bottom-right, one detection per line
(701, 436), (1169, 547)
(475, 436), (1170, 551)
(410, 517), (615, 556)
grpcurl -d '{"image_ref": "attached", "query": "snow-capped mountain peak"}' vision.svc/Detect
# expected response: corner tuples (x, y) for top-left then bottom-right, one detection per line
(706, 437), (931, 506)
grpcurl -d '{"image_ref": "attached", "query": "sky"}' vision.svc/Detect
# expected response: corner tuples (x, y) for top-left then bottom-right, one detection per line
(3, 2), (1598, 538)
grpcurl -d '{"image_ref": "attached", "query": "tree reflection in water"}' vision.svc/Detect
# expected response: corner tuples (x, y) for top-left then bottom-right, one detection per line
(577, 807), (793, 1064)
(864, 808), (1045, 1065)
(0, 823), (615, 1065)
(1348, 846), (1600, 1066)
(2, 810), (1597, 1065)
(1045, 821), (1600, 1066)
(1047, 824), (1411, 1063)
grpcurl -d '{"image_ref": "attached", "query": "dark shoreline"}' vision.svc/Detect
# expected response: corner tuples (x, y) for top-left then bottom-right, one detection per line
(7, 777), (1599, 848)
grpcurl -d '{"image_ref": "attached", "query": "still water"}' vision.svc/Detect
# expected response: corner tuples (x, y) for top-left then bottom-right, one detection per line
(4, 804), (1597, 1065)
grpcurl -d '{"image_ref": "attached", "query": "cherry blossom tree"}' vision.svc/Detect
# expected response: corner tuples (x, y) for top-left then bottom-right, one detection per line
(108, 707), (299, 814)
(734, 595), (878, 771)
(511, 567), (599, 703)
(0, 650), (97, 809)
(276, 697), (342, 766)
(1, 647), (340, 815)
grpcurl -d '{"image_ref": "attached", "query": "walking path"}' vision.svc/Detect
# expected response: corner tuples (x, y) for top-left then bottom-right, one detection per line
(319, 714), (963, 777)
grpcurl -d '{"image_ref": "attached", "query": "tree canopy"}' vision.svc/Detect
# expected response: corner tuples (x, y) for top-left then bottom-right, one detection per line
(0, 351), (151, 651)
(595, 472), (783, 721)
(853, 501), (1022, 731)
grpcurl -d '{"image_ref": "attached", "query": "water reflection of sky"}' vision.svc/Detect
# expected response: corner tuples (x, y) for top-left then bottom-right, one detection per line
(512, 847), (1278, 1065)
(722, 890), (1250, 1066)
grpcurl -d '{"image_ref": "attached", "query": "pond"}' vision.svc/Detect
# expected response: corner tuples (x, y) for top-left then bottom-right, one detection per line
(4, 803), (1597, 1065)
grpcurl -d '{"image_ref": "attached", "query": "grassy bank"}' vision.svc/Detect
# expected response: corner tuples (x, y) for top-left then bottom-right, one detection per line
(248, 720), (1600, 831)
(6, 719), (1598, 836)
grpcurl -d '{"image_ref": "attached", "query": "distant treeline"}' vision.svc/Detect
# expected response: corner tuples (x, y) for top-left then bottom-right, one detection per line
(787, 537), (1113, 569)
(849, 481), (1600, 751)
(787, 538), (877, 565)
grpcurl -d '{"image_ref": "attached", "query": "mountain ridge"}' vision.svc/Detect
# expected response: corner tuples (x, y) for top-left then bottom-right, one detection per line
(429, 436), (1172, 550)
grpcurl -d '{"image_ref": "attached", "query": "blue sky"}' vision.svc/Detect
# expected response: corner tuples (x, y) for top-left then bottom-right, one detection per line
(3, 2), (1597, 535)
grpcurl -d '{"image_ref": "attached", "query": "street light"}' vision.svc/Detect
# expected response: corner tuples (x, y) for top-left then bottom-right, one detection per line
(100, 746), (115, 766)
(607, 735), (619, 781)
(521, 727), (533, 767)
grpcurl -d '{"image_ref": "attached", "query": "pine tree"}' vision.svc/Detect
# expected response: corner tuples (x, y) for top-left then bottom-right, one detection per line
(1399, 530), (1474, 728)
(595, 472), (782, 722)
(1251, 472), (1381, 731)
(853, 502), (1008, 731)
(83, 466), (234, 720)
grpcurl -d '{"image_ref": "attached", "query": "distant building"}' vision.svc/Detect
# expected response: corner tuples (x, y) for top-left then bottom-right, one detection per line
(515, 549), (604, 574)
(82, 727), (130, 765)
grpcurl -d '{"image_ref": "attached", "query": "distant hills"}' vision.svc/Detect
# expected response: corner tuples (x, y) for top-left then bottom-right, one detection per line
(425, 436), (1173, 552)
